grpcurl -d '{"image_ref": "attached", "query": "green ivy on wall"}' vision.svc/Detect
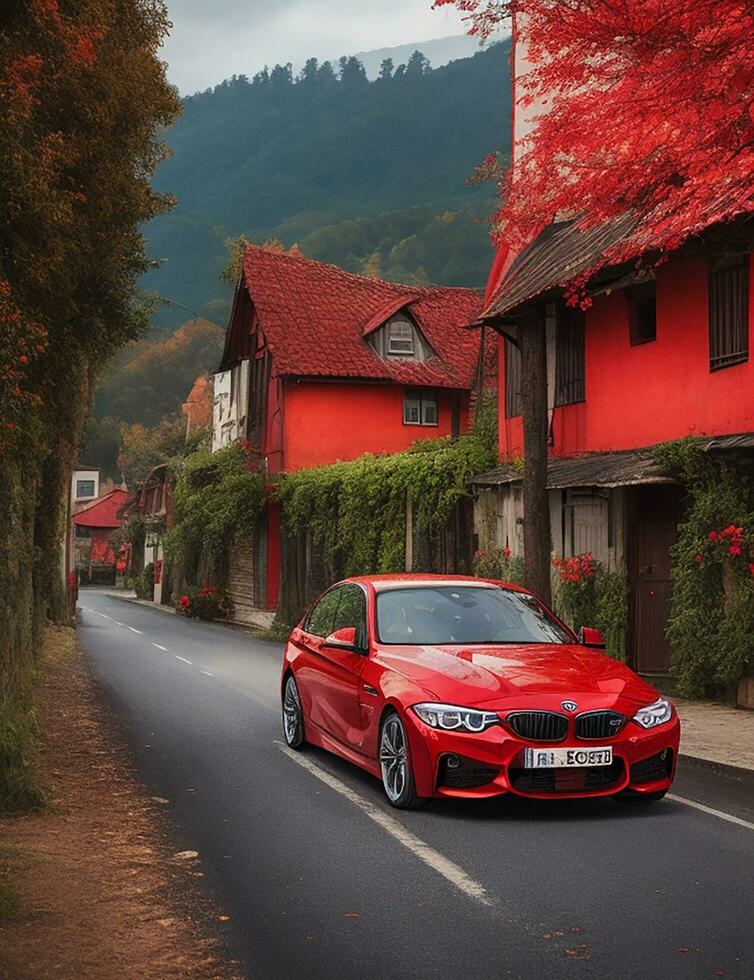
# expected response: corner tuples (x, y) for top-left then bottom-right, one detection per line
(653, 437), (754, 697)
(277, 434), (496, 581)
(165, 443), (266, 592)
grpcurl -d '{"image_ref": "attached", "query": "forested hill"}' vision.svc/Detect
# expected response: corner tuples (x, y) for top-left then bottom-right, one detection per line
(145, 41), (511, 328)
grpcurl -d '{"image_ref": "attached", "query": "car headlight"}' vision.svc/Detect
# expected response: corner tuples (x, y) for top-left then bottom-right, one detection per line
(632, 698), (673, 729)
(412, 703), (500, 733)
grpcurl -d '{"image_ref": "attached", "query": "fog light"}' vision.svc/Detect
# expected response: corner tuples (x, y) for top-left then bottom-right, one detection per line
(446, 754), (460, 769)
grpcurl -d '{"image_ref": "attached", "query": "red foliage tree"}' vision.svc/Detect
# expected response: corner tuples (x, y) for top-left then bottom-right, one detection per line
(435, 1), (754, 267)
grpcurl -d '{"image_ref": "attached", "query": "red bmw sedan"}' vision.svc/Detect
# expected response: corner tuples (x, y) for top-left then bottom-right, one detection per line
(281, 575), (680, 810)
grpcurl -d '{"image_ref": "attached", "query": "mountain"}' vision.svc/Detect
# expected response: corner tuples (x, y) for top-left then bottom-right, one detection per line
(336, 34), (486, 79)
(144, 40), (511, 329)
(83, 42), (512, 475)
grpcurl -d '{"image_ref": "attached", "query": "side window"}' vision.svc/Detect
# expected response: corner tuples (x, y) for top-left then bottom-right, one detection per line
(330, 584), (368, 648)
(305, 588), (342, 638)
(626, 280), (657, 345)
(554, 303), (586, 406)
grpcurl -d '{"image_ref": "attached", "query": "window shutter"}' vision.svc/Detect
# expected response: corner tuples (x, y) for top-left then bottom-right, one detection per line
(504, 338), (522, 418)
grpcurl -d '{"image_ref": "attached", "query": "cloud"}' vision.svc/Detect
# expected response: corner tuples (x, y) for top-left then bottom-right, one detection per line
(162, 0), (468, 94)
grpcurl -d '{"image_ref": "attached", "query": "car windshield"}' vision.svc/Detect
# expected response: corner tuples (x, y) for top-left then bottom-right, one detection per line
(376, 586), (572, 646)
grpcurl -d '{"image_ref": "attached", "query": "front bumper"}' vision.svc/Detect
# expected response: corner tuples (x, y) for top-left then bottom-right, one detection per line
(404, 709), (681, 801)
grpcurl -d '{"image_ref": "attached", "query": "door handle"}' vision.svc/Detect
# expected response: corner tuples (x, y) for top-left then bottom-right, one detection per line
(639, 564), (654, 576)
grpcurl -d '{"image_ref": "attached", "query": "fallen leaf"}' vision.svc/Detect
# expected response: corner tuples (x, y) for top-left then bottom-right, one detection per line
(345, 912), (359, 918)
(151, 797), (169, 804)
(174, 850), (198, 860)
(218, 915), (231, 922)
(676, 947), (689, 954)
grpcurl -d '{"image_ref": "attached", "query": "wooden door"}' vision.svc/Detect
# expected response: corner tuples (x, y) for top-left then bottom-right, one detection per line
(628, 486), (681, 674)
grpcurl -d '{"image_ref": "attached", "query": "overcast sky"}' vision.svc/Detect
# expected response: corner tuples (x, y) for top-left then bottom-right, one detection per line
(161, 0), (470, 94)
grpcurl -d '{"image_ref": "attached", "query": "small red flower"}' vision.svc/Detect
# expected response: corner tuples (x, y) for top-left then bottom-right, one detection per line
(694, 553), (703, 564)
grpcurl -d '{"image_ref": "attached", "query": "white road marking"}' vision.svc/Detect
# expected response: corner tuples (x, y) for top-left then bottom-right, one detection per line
(127, 626), (142, 634)
(175, 656), (192, 666)
(279, 744), (492, 906)
(115, 622), (125, 627)
(668, 794), (754, 831)
(153, 643), (168, 652)
(101, 614), (112, 621)
(200, 670), (214, 677)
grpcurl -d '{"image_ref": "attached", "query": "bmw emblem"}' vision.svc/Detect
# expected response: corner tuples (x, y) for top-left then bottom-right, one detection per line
(561, 700), (578, 712)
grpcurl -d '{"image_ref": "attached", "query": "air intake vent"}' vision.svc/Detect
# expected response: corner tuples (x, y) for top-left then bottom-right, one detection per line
(575, 711), (626, 740)
(510, 759), (624, 794)
(506, 711), (568, 742)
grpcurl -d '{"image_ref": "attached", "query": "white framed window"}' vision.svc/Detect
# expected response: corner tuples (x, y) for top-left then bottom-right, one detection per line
(76, 479), (96, 498)
(387, 318), (416, 357)
(404, 390), (438, 427)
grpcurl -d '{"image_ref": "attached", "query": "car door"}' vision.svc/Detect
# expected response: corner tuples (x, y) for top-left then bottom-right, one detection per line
(297, 584), (367, 748)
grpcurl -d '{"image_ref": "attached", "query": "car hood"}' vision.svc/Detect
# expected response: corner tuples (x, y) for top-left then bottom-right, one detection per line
(375, 642), (661, 711)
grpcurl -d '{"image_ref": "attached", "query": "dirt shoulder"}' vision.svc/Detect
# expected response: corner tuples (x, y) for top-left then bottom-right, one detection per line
(0, 626), (242, 980)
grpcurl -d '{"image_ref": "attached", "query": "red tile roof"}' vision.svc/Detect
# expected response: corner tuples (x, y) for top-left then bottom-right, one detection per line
(73, 489), (131, 529)
(239, 247), (482, 389)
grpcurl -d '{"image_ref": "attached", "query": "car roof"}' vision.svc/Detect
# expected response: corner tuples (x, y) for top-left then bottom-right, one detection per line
(345, 573), (530, 594)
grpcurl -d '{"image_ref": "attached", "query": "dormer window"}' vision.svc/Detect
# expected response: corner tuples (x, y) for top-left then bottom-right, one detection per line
(366, 309), (436, 363)
(387, 317), (416, 357)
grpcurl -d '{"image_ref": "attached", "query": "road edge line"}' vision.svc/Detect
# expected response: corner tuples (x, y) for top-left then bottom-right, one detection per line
(667, 793), (754, 831)
(278, 743), (492, 906)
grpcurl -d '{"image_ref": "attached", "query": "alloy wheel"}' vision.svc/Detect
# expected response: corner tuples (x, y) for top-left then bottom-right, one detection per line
(380, 714), (408, 803)
(282, 675), (304, 748)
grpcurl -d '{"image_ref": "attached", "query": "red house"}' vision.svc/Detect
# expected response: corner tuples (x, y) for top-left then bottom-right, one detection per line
(472, 24), (754, 686)
(213, 246), (482, 623)
(72, 488), (132, 585)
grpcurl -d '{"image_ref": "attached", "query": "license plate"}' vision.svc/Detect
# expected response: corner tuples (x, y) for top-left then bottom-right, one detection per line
(523, 746), (613, 769)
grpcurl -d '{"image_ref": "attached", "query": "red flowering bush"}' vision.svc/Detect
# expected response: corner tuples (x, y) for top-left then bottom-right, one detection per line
(176, 586), (232, 621)
(696, 525), (754, 572)
(553, 552), (597, 584)
(473, 546), (524, 584)
(552, 553), (600, 631)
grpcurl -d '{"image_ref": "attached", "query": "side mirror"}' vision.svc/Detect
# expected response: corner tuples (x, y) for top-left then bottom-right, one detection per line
(323, 626), (365, 654)
(579, 626), (606, 649)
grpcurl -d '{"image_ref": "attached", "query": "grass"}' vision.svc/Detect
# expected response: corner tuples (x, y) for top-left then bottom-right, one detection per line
(0, 626), (76, 815)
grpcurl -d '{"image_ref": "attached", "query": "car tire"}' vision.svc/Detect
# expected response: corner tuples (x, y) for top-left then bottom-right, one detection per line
(379, 710), (426, 810)
(282, 674), (305, 750)
(612, 788), (668, 805)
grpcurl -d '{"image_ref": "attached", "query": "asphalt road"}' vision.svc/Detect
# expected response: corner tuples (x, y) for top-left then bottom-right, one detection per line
(78, 589), (754, 980)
